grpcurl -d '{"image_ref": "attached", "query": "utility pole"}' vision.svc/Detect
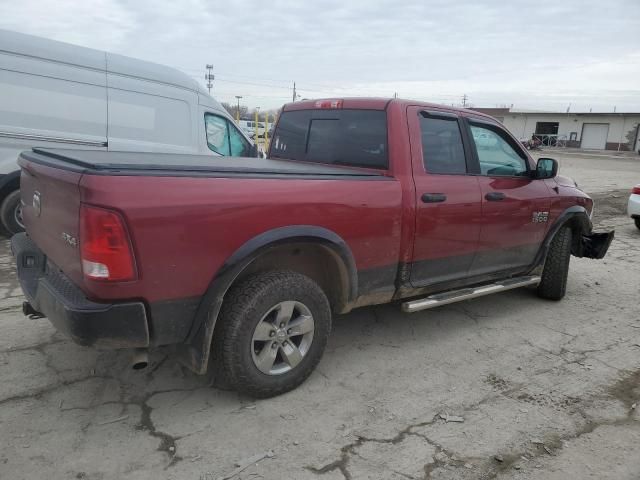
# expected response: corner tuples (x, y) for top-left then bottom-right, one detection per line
(292, 82), (297, 103)
(235, 95), (242, 123)
(205, 64), (214, 94)
(461, 94), (468, 108)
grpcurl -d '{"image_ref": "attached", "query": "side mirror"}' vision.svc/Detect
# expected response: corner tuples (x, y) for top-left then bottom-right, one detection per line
(535, 157), (558, 179)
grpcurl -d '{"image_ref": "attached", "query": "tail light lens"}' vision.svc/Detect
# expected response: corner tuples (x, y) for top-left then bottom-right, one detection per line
(80, 204), (136, 281)
(632, 185), (640, 195)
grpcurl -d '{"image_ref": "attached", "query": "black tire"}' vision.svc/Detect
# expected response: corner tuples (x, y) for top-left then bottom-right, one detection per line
(215, 271), (331, 398)
(634, 218), (640, 230)
(0, 189), (24, 236)
(537, 226), (572, 300)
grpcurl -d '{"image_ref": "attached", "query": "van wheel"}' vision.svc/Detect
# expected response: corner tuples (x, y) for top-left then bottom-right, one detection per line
(216, 271), (331, 398)
(635, 218), (640, 230)
(537, 226), (572, 301)
(0, 190), (24, 236)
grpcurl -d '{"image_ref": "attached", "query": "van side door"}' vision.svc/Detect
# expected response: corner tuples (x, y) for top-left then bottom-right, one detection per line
(407, 107), (483, 287)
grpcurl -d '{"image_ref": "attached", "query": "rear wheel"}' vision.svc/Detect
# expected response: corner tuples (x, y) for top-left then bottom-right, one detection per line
(216, 271), (331, 398)
(634, 218), (640, 230)
(0, 190), (24, 236)
(537, 226), (572, 300)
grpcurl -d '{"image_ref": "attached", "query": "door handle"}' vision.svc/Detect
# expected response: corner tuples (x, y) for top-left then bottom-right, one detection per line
(422, 193), (447, 203)
(485, 192), (506, 201)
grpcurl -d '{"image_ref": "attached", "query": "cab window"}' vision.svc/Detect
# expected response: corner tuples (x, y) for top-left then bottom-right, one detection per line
(470, 123), (528, 176)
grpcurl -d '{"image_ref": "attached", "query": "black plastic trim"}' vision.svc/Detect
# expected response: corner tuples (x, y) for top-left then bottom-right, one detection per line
(180, 225), (358, 374)
(11, 233), (149, 348)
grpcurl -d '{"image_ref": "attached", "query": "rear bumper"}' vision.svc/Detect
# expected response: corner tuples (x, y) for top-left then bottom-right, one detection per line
(11, 233), (149, 348)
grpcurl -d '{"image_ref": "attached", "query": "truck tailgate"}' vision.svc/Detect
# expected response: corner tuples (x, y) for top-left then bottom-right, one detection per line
(19, 157), (84, 284)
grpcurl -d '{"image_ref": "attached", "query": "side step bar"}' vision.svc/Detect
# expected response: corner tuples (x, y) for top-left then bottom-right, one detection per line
(401, 275), (541, 313)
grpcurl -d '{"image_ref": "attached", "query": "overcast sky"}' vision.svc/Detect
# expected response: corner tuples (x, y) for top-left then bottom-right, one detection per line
(1, 0), (639, 112)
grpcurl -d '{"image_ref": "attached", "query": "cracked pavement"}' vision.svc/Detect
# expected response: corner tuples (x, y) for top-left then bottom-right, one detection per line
(1, 151), (639, 479)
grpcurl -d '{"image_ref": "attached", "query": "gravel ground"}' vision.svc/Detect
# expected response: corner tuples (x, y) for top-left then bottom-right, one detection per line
(0, 151), (639, 480)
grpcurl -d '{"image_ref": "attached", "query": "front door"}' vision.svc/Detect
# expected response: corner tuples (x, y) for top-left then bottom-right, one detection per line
(465, 119), (551, 276)
(408, 107), (483, 287)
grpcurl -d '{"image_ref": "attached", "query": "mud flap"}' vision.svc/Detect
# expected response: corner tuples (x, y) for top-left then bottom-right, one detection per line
(580, 231), (615, 259)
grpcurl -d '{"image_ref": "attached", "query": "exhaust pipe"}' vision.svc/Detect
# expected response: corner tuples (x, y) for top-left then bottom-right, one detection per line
(131, 349), (149, 370)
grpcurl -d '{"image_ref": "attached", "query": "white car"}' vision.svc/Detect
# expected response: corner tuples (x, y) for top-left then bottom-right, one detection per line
(238, 120), (266, 138)
(628, 184), (640, 230)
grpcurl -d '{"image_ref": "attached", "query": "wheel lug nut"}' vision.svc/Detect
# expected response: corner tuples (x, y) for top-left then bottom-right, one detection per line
(280, 323), (285, 328)
(287, 329), (292, 334)
(269, 331), (275, 337)
(271, 342), (278, 349)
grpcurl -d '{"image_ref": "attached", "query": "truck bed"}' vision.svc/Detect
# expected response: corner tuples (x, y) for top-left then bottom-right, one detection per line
(21, 148), (386, 178)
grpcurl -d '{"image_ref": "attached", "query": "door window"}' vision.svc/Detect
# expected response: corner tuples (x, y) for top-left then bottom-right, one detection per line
(205, 114), (230, 155)
(470, 124), (528, 176)
(229, 123), (252, 156)
(205, 114), (251, 156)
(419, 115), (467, 174)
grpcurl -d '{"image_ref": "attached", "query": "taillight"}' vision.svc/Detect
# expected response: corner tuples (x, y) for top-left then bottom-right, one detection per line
(314, 99), (343, 109)
(80, 204), (136, 281)
(632, 185), (640, 195)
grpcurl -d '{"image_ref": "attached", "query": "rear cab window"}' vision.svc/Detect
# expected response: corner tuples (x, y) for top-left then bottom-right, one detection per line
(270, 109), (388, 169)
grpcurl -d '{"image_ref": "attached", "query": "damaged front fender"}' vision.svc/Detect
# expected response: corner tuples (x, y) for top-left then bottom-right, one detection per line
(575, 230), (615, 259)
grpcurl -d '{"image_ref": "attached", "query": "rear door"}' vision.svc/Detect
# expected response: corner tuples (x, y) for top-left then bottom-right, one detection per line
(465, 118), (551, 276)
(408, 107), (482, 287)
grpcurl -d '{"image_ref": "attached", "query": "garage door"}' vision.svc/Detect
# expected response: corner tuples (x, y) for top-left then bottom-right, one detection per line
(581, 123), (609, 150)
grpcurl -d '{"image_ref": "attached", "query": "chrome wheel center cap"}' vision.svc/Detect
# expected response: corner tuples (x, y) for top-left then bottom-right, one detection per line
(275, 329), (287, 343)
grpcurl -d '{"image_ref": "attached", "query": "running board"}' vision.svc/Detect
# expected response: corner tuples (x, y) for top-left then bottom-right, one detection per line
(401, 276), (541, 313)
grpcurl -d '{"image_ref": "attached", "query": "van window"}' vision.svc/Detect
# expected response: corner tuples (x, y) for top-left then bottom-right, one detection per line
(271, 109), (388, 169)
(205, 113), (251, 156)
(229, 123), (252, 156)
(205, 114), (230, 155)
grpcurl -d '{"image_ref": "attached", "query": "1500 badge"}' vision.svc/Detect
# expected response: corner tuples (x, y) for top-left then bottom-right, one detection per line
(532, 211), (549, 223)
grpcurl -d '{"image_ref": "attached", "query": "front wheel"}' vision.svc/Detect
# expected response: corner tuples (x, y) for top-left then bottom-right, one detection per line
(216, 271), (332, 398)
(0, 190), (24, 236)
(537, 226), (572, 300)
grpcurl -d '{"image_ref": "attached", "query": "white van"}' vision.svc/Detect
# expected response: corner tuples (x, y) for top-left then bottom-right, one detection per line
(0, 29), (255, 234)
(238, 120), (267, 139)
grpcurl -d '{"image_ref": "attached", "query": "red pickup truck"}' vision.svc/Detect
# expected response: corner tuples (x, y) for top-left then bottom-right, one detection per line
(12, 98), (613, 397)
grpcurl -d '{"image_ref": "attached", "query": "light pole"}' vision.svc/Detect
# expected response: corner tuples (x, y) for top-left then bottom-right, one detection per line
(205, 64), (214, 94)
(235, 95), (242, 124)
(254, 107), (260, 140)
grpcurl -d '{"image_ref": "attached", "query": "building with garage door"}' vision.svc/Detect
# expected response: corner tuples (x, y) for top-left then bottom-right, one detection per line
(471, 108), (640, 153)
